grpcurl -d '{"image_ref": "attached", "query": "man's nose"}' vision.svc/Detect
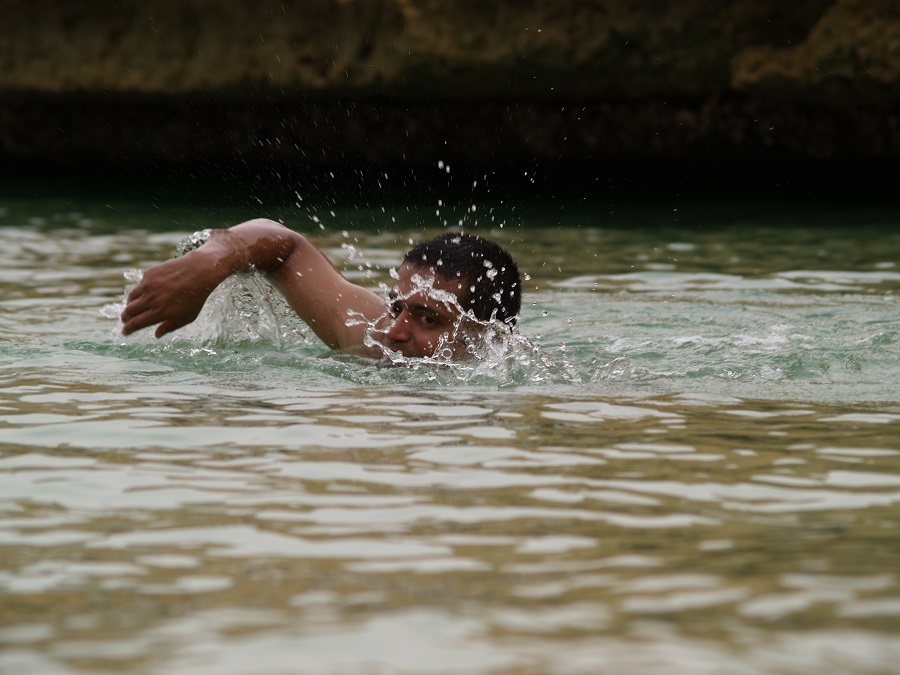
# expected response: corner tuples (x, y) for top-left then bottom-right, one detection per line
(385, 313), (411, 342)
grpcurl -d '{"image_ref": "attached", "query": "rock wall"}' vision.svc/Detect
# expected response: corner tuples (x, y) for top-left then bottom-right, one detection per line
(2, 0), (898, 173)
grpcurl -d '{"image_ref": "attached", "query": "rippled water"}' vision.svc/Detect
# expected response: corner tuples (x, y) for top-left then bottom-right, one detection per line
(2, 180), (900, 674)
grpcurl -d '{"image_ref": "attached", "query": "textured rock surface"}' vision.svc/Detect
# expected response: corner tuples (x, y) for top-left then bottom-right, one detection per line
(2, 0), (898, 172)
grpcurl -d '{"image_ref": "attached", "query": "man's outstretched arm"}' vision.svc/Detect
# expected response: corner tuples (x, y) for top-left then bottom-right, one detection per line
(120, 219), (387, 352)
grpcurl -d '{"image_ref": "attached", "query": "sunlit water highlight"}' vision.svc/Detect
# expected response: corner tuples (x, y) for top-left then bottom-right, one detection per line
(1, 186), (899, 674)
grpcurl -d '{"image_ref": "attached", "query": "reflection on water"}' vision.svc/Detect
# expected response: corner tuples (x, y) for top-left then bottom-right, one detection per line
(1, 190), (899, 674)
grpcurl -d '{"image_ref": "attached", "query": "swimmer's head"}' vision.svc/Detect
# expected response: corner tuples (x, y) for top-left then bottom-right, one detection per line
(403, 233), (521, 326)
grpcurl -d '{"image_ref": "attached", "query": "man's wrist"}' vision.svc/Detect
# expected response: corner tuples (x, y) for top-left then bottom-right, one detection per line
(209, 229), (252, 273)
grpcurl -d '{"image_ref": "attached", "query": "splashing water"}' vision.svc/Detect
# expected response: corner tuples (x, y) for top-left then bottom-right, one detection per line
(107, 231), (580, 386)
(103, 231), (315, 355)
(356, 268), (577, 385)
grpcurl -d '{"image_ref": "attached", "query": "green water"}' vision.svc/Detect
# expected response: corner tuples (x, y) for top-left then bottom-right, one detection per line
(1, 177), (899, 674)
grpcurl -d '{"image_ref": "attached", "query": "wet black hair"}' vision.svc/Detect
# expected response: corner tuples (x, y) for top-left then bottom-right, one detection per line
(403, 232), (521, 326)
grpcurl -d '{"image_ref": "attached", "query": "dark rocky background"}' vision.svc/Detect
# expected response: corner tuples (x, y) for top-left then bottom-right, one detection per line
(3, 0), (898, 196)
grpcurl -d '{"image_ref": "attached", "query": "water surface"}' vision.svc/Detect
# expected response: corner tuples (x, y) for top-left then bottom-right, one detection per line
(1, 181), (899, 674)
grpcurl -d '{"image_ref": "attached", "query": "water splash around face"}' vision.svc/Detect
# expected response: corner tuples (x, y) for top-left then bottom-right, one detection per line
(358, 269), (580, 385)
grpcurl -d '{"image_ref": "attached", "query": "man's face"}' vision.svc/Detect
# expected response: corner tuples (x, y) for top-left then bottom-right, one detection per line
(373, 262), (477, 360)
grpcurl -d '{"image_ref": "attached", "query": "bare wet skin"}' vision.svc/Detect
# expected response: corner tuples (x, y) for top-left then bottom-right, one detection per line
(1, 195), (900, 673)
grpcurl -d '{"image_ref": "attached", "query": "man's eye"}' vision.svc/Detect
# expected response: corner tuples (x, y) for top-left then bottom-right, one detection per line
(390, 301), (403, 316)
(419, 314), (437, 327)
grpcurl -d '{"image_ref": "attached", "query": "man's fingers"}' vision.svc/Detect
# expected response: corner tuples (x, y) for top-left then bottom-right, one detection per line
(120, 302), (146, 332)
(121, 314), (149, 336)
(121, 286), (165, 330)
(120, 286), (150, 323)
(156, 318), (182, 338)
(155, 318), (189, 338)
(120, 303), (136, 324)
(121, 306), (161, 336)
(124, 277), (151, 307)
(121, 311), (181, 338)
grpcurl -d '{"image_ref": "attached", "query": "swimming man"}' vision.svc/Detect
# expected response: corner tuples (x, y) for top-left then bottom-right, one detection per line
(120, 218), (521, 360)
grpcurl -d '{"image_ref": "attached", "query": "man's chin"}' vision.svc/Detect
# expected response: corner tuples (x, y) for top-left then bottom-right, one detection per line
(377, 345), (433, 362)
(372, 343), (409, 362)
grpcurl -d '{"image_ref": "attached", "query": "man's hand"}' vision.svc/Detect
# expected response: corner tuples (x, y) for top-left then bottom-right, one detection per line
(120, 248), (228, 338)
